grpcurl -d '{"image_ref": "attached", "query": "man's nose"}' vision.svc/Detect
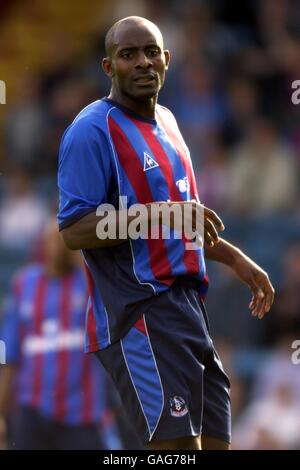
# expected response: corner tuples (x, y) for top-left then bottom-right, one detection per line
(135, 52), (152, 68)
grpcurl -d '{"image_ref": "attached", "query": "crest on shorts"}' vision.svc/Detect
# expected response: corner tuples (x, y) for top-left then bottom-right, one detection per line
(169, 395), (188, 418)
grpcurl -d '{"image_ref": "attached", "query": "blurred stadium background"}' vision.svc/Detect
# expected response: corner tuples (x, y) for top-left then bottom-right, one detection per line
(1, 0), (300, 450)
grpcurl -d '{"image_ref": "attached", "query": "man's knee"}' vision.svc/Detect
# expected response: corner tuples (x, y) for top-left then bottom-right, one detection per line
(201, 435), (230, 450)
(147, 436), (201, 450)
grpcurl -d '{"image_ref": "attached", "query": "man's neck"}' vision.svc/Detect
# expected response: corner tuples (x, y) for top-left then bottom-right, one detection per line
(108, 89), (157, 119)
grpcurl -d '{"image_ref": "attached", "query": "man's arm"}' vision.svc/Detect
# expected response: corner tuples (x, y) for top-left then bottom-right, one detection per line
(61, 202), (225, 250)
(62, 204), (161, 250)
(205, 238), (275, 318)
(62, 210), (137, 250)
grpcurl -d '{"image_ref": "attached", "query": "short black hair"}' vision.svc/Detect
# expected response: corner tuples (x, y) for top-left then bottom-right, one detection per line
(104, 16), (163, 57)
(105, 21), (119, 57)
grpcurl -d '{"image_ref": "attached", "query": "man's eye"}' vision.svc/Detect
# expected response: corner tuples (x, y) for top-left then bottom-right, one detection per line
(149, 50), (159, 57)
(121, 52), (132, 59)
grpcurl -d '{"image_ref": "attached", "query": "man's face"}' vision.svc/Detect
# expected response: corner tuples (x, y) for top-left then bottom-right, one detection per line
(104, 23), (170, 102)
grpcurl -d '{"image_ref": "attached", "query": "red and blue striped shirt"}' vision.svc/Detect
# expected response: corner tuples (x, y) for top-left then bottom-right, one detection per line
(58, 98), (208, 352)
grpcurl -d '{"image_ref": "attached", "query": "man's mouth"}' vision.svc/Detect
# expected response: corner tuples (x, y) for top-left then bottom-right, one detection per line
(133, 74), (157, 85)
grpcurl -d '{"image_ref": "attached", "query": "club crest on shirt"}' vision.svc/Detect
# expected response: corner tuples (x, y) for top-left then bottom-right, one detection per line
(143, 152), (159, 171)
(176, 176), (190, 193)
(170, 395), (188, 417)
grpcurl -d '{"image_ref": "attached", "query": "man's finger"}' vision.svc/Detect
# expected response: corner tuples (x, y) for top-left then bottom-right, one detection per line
(258, 297), (268, 318)
(251, 287), (265, 316)
(264, 291), (274, 312)
(204, 218), (220, 242)
(204, 231), (214, 247)
(262, 278), (274, 312)
(264, 280), (275, 311)
(252, 299), (265, 317)
(203, 206), (225, 231)
(257, 275), (275, 313)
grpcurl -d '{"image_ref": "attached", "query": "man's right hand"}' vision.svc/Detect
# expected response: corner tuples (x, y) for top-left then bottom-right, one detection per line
(202, 204), (225, 246)
(148, 201), (225, 248)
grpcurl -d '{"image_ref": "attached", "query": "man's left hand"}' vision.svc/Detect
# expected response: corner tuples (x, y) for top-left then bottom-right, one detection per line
(231, 254), (275, 319)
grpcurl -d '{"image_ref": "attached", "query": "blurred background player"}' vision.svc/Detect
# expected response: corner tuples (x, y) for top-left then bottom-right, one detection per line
(0, 217), (120, 450)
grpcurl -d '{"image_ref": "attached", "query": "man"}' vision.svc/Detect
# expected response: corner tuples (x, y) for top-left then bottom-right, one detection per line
(0, 218), (116, 450)
(57, 17), (274, 450)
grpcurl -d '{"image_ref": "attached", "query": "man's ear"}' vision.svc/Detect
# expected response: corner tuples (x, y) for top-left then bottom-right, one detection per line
(164, 50), (171, 70)
(102, 57), (114, 78)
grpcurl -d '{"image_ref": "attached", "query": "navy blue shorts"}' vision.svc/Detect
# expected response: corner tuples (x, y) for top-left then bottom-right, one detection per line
(96, 279), (231, 445)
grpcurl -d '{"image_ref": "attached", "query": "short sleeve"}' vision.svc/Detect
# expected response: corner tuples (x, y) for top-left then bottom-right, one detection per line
(57, 117), (112, 231)
(0, 282), (21, 364)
